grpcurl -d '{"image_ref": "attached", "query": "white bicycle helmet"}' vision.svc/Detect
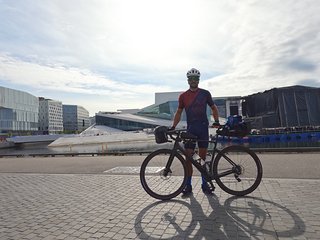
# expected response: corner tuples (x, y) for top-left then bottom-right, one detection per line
(186, 68), (201, 78)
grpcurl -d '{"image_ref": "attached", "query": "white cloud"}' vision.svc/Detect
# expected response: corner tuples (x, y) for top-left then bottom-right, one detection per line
(0, 54), (170, 115)
(0, 1), (233, 75)
(0, 54), (170, 94)
(1, 0), (320, 115)
(201, 1), (320, 96)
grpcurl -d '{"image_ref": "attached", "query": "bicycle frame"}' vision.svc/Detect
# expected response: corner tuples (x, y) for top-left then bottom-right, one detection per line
(167, 139), (209, 180)
(166, 130), (239, 183)
(141, 126), (263, 200)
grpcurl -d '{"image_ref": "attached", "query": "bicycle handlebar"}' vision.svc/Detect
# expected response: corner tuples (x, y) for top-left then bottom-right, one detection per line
(165, 129), (187, 141)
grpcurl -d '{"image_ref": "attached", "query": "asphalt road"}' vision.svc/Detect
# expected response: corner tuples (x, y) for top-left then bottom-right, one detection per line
(0, 152), (319, 179)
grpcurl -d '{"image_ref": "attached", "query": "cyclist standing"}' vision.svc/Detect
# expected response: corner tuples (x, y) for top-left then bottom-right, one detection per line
(170, 68), (220, 196)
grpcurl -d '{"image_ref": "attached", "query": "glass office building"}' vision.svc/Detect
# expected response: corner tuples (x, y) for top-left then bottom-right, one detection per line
(0, 86), (39, 133)
(63, 105), (90, 132)
(136, 101), (182, 120)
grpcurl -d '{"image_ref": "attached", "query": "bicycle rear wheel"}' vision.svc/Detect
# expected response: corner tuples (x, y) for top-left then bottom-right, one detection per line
(140, 149), (187, 200)
(213, 145), (262, 196)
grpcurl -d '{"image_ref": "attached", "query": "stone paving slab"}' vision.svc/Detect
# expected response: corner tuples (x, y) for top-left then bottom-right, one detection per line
(0, 173), (320, 240)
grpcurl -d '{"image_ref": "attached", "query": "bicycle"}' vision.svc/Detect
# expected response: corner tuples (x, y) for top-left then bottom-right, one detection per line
(140, 125), (263, 200)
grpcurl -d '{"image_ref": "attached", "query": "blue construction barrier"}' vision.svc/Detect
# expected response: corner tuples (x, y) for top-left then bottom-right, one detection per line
(217, 132), (320, 147)
(248, 132), (320, 144)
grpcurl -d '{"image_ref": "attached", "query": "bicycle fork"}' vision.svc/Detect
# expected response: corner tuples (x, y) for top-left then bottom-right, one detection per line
(162, 150), (178, 177)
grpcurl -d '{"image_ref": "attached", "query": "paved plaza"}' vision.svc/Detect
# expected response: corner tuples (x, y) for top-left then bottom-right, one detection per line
(1, 172), (320, 239)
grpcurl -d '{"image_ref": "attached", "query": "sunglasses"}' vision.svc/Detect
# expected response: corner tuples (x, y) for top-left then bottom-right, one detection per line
(188, 77), (200, 81)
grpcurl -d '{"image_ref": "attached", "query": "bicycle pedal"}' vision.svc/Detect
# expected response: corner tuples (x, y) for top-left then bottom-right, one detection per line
(235, 175), (241, 182)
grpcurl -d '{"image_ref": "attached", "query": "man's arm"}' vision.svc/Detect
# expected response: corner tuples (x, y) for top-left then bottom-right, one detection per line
(211, 104), (219, 122)
(171, 108), (183, 129)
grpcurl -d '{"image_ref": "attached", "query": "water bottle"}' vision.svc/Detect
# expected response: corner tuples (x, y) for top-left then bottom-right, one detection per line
(193, 153), (211, 173)
(204, 155), (212, 174)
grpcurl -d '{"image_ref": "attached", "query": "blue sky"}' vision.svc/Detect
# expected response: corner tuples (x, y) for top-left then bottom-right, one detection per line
(0, 0), (320, 116)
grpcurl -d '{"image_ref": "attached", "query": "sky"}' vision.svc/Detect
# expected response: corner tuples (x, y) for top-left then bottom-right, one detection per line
(0, 0), (320, 116)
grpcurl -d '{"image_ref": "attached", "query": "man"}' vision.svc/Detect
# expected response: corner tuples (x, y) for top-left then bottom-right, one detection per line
(170, 68), (220, 196)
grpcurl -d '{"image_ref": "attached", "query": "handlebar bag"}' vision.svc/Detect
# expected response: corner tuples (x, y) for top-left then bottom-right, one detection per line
(154, 126), (169, 143)
(217, 115), (250, 138)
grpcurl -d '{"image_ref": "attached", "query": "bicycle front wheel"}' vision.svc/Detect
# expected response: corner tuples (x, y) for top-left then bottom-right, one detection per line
(213, 145), (263, 196)
(140, 149), (187, 200)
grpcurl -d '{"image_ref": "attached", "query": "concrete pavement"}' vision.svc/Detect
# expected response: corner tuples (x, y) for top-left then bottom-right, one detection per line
(0, 153), (320, 178)
(1, 171), (320, 239)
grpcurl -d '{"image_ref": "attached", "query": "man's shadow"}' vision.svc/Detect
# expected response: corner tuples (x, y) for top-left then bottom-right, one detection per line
(187, 194), (251, 239)
(135, 194), (305, 239)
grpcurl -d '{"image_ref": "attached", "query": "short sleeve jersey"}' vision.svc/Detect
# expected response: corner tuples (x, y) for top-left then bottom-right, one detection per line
(178, 88), (215, 125)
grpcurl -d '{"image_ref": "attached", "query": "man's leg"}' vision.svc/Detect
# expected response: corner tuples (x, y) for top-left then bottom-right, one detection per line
(198, 148), (208, 160)
(199, 147), (213, 194)
(182, 148), (194, 196)
(185, 148), (194, 177)
(199, 147), (208, 183)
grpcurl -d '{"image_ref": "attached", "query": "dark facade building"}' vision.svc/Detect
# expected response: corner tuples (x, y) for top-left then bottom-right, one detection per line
(63, 105), (90, 132)
(242, 85), (320, 129)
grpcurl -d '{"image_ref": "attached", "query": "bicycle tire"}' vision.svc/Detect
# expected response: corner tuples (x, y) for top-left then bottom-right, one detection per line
(213, 145), (263, 196)
(140, 149), (187, 200)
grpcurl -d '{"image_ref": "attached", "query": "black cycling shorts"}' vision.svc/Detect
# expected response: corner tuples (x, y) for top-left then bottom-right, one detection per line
(184, 122), (209, 149)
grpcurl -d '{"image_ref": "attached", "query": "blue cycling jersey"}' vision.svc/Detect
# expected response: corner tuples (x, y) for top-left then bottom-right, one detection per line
(178, 88), (215, 149)
(178, 88), (215, 125)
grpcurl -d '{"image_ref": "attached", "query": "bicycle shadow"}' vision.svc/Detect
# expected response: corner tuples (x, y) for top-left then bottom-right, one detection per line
(134, 194), (305, 239)
(224, 196), (306, 239)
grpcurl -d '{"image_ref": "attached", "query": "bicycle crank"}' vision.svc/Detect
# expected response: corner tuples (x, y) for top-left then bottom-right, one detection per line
(234, 175), (241, 182)
(234, 165), (244, 182)
(208, 181), (216, 192)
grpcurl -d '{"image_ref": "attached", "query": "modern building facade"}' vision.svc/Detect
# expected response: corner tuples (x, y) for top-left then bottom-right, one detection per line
(38, 97), (63, 134)
(136, 101), (181, 120)
(0, 86), (39, 134)
(63, 105), (90, 132)
(155, 92), (183, 105)
(95, 111), (177, 131)
(136, 96), (241, 120)
(212, 97), (242, 119)
(95, 92), (240, 131)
